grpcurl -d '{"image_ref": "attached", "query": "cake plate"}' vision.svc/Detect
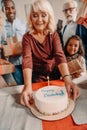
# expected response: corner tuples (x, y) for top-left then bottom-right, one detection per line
(28, 98), (75, 121)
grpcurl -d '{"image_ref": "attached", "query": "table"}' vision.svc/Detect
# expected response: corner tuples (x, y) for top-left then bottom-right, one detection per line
(0, 80), (87, 130)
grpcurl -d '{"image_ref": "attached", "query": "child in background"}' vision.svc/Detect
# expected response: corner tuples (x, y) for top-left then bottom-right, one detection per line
(64, 35), (86, 83)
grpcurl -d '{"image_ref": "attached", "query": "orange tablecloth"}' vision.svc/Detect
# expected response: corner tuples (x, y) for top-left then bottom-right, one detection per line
(32, 80), (87, 130)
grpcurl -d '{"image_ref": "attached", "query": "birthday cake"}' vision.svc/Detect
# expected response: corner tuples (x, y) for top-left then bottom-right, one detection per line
(34, 86), (69, 115)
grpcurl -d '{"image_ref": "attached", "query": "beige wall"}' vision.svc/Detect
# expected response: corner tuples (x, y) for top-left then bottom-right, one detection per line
(14, 0), (65, 23)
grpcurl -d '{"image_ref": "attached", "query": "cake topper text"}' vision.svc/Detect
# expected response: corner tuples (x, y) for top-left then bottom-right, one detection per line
(41, 89), (65, 97)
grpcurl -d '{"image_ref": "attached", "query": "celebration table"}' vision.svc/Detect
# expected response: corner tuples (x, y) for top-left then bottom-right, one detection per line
(0, 80), (87, 130)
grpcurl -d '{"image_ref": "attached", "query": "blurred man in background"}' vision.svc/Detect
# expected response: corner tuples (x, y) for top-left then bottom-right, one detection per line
(1, 0), (27, 85)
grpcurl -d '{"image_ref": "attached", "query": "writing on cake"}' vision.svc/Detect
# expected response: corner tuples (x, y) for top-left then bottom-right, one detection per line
(41, 89), (65, 97)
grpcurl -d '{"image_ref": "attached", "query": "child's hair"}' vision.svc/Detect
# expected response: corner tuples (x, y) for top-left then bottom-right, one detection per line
(64, 35), (85, 57)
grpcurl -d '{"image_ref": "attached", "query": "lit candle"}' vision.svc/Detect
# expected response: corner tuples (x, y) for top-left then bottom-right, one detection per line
(47, 76), (50, 86)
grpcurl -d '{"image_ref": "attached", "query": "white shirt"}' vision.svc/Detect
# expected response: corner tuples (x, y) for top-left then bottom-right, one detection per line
(63, 22), (77, 45)
(1, 18), (27, 65)
(2, 18), (27, 43)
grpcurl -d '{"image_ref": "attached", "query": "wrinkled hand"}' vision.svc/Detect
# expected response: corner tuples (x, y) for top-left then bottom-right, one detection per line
(20, 86), (34, 107)
(64, 77), (80, 100)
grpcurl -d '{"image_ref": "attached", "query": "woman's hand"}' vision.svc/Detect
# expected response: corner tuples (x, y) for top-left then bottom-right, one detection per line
(20, 85), (34, 107)
(58, 63), (80, 100)
(20, 68), (33, 107)
(64, 76), (80, 100)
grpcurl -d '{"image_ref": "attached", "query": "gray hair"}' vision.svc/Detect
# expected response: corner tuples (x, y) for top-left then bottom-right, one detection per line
(63, 0), (78, 11)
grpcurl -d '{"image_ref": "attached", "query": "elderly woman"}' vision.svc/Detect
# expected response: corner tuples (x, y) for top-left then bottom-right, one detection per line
(20, 0), (80, 107)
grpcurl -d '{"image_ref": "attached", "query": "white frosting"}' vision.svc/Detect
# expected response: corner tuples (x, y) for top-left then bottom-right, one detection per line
(34, 86), (68, 115)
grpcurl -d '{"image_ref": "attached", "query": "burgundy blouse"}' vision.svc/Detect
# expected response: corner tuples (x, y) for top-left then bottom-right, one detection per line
(22, 31), (67, 75)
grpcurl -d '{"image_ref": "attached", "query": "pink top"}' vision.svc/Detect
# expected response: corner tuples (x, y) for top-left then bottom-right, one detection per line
(22, 31), (67, 75)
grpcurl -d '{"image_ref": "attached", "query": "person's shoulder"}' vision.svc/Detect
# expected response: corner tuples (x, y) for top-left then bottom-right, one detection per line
(14, 18), (27, 32)
(48, 31), (58, 40)
(4, 19), (10, 26)
(78, 55), (85, 60)
(53, 31), (61, 39)
(48, 31), (61, 42)
(77, 55), (86, 65)
(49, 31), (58, 37)
(14, 18), (24, 23)
(23, 32), (32, 39)
(77, 23), (87, 30)
(14, 18), (27, 26)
